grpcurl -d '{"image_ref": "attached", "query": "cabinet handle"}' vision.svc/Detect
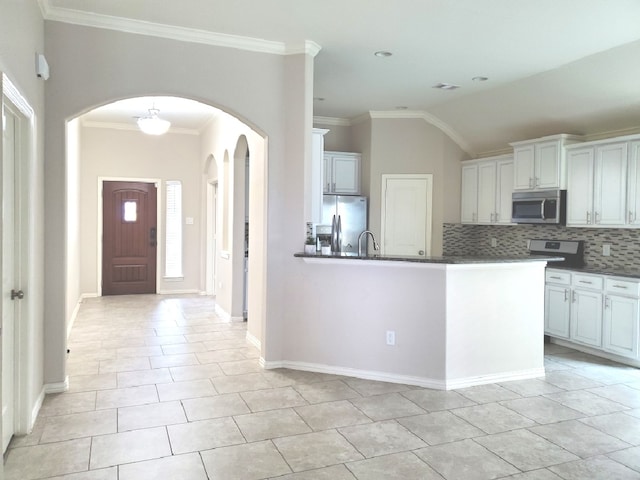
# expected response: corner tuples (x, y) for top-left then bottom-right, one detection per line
(535, 177), (539, 187)
(550, 276), (562, 280)
(529, 177), (533, 188)
(612, 284), (628, 289)
(564, 289), (568, 301)
(494, 212), (499, 222)
(572, 290), (577, 303)
(326, 182), (330, 191)
(332, 182), (336, 191)
(630, 211), (635, 224)
(578, 280), (593, 284)
(605, 296), (610, 309)
(586, 211), (591, 224)
(595, 211), (600, 224)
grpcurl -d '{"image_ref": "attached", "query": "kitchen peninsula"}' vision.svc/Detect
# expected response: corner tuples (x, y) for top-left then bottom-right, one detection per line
(281, 253), (559, 390)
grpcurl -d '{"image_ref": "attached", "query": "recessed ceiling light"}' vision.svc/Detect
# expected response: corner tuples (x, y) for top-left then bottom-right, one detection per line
(472, 76), (489, 82)
(374, 51), (393, 57)
(432, 83), (460, 90)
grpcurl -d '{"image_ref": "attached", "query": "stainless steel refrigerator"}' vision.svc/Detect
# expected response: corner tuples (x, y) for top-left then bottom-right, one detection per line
(322, 195), (368, 255)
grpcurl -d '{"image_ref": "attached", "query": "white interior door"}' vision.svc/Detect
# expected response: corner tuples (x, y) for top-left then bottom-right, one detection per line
(2, 104), (19, 452)
(381, 174), (432, 257)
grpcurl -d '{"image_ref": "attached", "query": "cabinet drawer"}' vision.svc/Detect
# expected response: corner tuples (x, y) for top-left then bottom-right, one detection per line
(572, 273), (603, 290)
(605, 278), (640, 297)
(546, 270), (571, 285)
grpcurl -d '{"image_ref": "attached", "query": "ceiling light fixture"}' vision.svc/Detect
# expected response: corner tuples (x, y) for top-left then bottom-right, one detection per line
(432, 83), (460, 90)
(374, 51), (393, 57)
(137, 107), (171, 135)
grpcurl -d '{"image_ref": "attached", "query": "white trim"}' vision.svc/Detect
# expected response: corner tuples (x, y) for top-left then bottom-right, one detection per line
(2, 74), (35, 118)
(30, 388), (45, 431)
(369, 110), (473, 156)
(67, 298), (82, 339)
(214, 303), (231, 322)
(97, 177), (162, 296)
(550, 338), (640, 368)
(262, 361), (545, 390)
(157, 289), (200, 295)
(38, 0), (321, 57)
(246, 332), (261, 350)
(81, 120), (200, 136)
(43, 377), (69, 394)
(313, 116), (352, 127)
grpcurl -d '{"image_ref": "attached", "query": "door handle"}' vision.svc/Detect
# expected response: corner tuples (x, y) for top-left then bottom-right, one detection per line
(150, 227), (157, 247)
(11, 289), (24, 300)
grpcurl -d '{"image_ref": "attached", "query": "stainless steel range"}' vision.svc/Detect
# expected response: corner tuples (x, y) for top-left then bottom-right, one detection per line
(528, 239), (585, 268)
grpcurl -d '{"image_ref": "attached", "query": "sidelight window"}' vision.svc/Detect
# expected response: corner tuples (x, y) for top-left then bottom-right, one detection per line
(165, 180), (183, 278)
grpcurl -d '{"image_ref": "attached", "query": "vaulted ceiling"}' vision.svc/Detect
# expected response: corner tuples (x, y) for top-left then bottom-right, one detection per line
(43, 0), (640, 156)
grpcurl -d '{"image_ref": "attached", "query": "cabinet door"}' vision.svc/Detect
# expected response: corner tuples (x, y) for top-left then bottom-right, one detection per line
(461, 164), (478, 223)
(603, 294), (639, 359)
(331, 154), (360, 194)
(566, 148), (594, 226)
(322, 155), (331, 193)
(627, 141), (640, 225)
(535, 141), (561, 189)
(545, 285), (570, 338)
(477, 162), (496, 223)
(594, 143), (627, 226)
(513, 145), (535, 190)
(570, 289), (603, 347)
(495, 160), (514, 223)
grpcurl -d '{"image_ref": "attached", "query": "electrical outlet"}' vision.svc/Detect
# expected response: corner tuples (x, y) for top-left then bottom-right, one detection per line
(603, 244), (611, 256)
(386, 330), (396, 346)
(491, 237), (497, 247)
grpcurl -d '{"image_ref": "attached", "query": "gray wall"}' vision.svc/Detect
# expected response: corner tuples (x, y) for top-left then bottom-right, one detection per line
(43, 21), (311, 384)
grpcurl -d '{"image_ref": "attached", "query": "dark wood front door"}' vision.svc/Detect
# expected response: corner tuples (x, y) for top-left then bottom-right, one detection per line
(102, 181), (157, 295)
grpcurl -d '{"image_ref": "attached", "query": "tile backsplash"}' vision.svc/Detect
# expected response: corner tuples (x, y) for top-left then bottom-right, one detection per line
(443, 223), (640, 271)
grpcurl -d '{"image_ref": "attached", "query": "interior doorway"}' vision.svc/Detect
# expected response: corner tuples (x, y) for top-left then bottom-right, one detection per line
(380, 174), (433, 257)
(101, 180), (158, 295)
(206, 181), (218, 296)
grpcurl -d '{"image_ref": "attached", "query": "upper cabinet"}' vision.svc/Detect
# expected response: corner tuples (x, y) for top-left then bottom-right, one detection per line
(566, 136), (640, 228)
(461, 155), (514, 224)
(309, 128), (329, 223)
(510, 134), (583, 190)
(324, 151), (361, 195)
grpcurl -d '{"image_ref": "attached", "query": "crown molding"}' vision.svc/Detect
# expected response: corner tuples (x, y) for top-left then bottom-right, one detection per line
(81, 120), (199, 136)
(313, 116), (352, 127)
(368, 110), (474, 156)
(38, 0), (321, 56)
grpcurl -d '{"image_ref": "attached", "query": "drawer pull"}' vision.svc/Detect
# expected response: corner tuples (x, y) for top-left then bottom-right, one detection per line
(578, 280), (593, 284)
(549, 276), (562, 280)
(612, 284), (628, 289)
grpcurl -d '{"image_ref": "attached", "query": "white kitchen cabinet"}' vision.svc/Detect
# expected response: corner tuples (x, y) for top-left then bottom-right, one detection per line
(570, 273), (603, 348)
(545, 269), (571, 338)
(323, 151), (361, 194)
(309, 128), (329, 223)
(603, 278), (640, 359)
(460, 155), (513, 224)
(511, 134), (582, 190)
(461, 163), (478, 223)
(567, 142), (628, 227)
(628, 141), (640, 226)
(545, 284), (571, 338)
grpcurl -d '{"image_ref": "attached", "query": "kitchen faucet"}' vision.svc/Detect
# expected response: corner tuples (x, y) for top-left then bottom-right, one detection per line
(358, 230), (380, 256)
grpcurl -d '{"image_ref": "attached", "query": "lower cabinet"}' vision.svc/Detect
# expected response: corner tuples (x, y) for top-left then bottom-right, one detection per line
(570, 288), (603, 347)
(545, 269), (640, 362)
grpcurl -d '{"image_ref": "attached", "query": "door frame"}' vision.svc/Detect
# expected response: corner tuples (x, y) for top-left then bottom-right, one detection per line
(97, 177), (162, 296)
(205, 180), (218, 296)
(1, 73), (36, 442)
(380, 173), (433, 256)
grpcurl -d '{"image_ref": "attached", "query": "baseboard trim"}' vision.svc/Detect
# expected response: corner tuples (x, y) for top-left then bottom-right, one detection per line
(43, 377), (69, 394)
(157, 289), (201, 295)
(214, 304), (231, 322)
(246, 332), (261, 350)
(550, 338), (640, 368)
(261, 361), (545, 390)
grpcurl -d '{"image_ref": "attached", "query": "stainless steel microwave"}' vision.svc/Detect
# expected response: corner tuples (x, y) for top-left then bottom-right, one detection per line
(511, 190), (566, 225)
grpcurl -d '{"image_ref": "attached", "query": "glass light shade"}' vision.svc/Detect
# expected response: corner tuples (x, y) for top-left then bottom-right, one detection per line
(137, 109), (171, 135)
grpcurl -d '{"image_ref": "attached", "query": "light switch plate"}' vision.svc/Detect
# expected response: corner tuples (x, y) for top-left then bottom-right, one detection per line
(602, 244), (611, 256)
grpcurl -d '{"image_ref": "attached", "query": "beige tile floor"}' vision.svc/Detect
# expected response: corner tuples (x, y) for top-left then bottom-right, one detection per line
(4, 294), (640, 479)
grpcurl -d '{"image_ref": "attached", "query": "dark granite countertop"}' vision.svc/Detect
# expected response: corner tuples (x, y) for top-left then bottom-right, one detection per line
(547, 265), (640, 280)
(295, 252), (564, 265)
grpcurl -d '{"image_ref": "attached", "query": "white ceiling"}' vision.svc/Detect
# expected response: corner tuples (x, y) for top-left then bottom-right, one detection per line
(45, 0), (640, 155)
